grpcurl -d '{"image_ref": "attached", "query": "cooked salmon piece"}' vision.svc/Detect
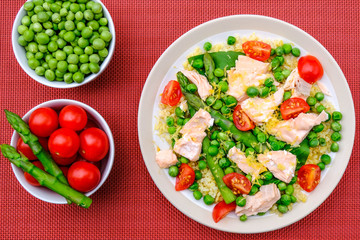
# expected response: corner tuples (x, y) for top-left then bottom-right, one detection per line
(257, 151), (297, 183)
(227, 55), (273, 102)
(173, 132), (206, 162)
(155, 150), (178, 168)
(316, 81), (332, 96)
(241, 88), (284, 125)
(235, 183), (281, 216)
(283, 68), (312, 100)
(180, 109), (213, 135)
(268, 110), (329, 146)
(228, 147), (265, 181)
(182, 70), (213, 100)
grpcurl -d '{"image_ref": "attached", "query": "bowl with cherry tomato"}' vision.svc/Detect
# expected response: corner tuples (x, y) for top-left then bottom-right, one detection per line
(10, 99), (115, 204)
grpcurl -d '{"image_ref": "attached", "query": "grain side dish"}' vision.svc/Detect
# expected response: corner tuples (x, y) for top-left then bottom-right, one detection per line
(154, 33), (343, 223)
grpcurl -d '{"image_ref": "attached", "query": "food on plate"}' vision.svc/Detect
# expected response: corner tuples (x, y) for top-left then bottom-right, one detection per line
(154, 33), (343, 222)
(1, 104), (110, 207)
(17, 0), (113, 84)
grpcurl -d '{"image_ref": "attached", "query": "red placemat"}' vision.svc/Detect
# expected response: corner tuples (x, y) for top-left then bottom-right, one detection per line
(0, 0), (359, 239)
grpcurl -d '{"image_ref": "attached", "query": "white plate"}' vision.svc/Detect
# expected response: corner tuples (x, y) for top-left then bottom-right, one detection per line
(138, 15), (355, 233)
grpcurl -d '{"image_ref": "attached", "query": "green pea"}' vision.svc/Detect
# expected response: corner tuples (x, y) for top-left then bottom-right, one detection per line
(44, 69), (55, 81)
(221, 105), (230, 114)
(249, 185), (258, 195)
(239, 214), (247, 222)
(319, 137), (326, 146)
(262, 171), (273, 180)
(175, 107), (184, 118)
(318, 162), (325, 170)
(98, 48), (109, 58)
(218, 81), (228, 93)
(84, 46), (94, 55)
(211, 140), (220, 147)
(64, 31), (76, 42)
(89, 54), (100, 63)
(257, 132), (267, 143)
(186, 83), (197, 93)
(179, 157), (189, 164)
(278, 182), (287, 191)
(208, 145), (219, 156)
(48, 58), (58, 69)
(275, 46), (284, 56)
(236, 196), (246, 207)
(183, 118), (190, 125)
(165, 116), (174, 127)
(277, 204), (288, 214)
(282, 43), (292, 54)
(37, 11), (49, 23)
(331, 122), (342, 132)
(18, 25), (28, 35)
(214, 68), (224, 77)
(24, 1), (35, 11)
(224, 141), (235, 151)
(67, 54), (79, 65)
(206, 96), (216, 106)
(57, 61), (68, 73)
(291, 48), (301, 57)
(204, 194), (215, 205)
(321, 154), (331, 165)
(246, 174), (252, 182)
(223, 95), (237, 108)
(331, 132), (342, 142)
(100, 30), (112, 42)
(188, 182), (199, 192)
(203, 42), (212, 51)
(309, 138), (319, 148)
(217, 132), (229, 141)
(212, 100), (223, 110)
(245, 147), (255, 157)
(63, 73), (72, 83)
(271, 57), (280, 70)
(270, 85), (277, 93)
(23, 30), (35, 42)
(227, 36), (236, 45)
(72, 72), (84, 83)
(224, 167), (234, 175)
(281, 194), (292, 206)
(264, 78), (274, 87)
(218, 158), (230, 169)
(307, 131), (317, 140)
(193, 191), (202, 200)
(274, 72), (285, 83)
(277, 56), (285, 65)
(314, 92), (324, 101)
(176, 118), (184, 126)
(68, 64), (78, 73)
(246, 86), (259, 98)
(259, 86), (270, 98)
(313, 123), (324, 133)
(168, 126), (177, 134)
(198, 160), (207, 170)
(195, 170), (202, 180)
(211, 131), (219, 140)
(192, 58), (203, 69)
(283, 91), (292, 101)
(28, 42), (38, 53)
(330, 142), (339, 152)
(282, 69), (291, 78)
(285, 185), (294, 195)
(332, 111), (342, 121)
(80, 64), (90, 75)
(270, 49), (276, 56)
(316, 105), (326, 113)
(99, 18), (108, 26)
(252, 127), (261, 136)
(35, 66), (45, 76)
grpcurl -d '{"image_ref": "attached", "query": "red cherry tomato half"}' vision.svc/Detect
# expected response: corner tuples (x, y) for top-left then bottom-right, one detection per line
(79, 128), (109, 162)
(24, 161), (44, 187)
(233, 105), (255, 131)
(59, 105), (88, 131)
(223, 172), (252, 195)
(298, 55), (324, 84)
(212, 200), (237, 223)
(297, 164), (321, 192)
(29, 107), (58, 137)
(242, 41), (271, 61)
(48, 128), (80, 158)
(68, 161), (101, 192)
(161, 80), (183, 106)
(17, 137), (48, 160)
(60, 166), (69, 178)
(175, 163), (195, 191)
(280, 97), (310, 120)
(51, 153), (77, 166)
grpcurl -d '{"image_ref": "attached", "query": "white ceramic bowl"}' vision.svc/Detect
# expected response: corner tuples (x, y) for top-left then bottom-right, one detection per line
(10, 99), (115, 204)
(12, 0), (115, 88)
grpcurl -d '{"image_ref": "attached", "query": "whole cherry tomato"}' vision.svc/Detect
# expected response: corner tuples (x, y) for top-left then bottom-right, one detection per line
(29, 107), (58, 137)
(79, 128), (109, 162)
(68, 161), (101, 192)
(59, 105), (88, 131)
(48, 128), (80, 158)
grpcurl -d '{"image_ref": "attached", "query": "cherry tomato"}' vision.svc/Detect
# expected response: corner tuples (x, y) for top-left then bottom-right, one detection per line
(24, 161), (44, 186)
(212, 200), (237, 223)
(29, 107), (58, 137)
(175, 163), (195, 191)
(233, 105), (255, 131)
(17, 137), (48, 160)
(161, 80), (183, 106)
(48, 128), (80, 158)
(242, 41), (271, 61)
(51, 153), (77, 166)
(78, 156), (102, 170)
(79, 128), (109, 162)
(60, 166), (69, 178)
(223, 172), (252, 195)
(280, 97), (310, 120)
(68, 161), (101, 192)
(59, 105), (88, 131)
(297, 164), (321, 192)
(298, 55), (324, 84)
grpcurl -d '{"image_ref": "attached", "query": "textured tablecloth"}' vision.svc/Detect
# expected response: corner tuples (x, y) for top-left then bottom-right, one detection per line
(0, 0), (359, 239)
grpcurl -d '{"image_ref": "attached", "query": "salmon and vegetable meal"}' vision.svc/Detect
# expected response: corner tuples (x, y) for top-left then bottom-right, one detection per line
(154, 34), (343, 223)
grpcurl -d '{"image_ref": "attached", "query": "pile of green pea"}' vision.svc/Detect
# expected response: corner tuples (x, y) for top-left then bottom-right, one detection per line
(270, 43), (300, 82)
(17, 0), (112, 83)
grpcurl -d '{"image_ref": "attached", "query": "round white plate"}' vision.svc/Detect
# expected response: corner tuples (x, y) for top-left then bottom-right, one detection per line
(138, 15), (355, 233)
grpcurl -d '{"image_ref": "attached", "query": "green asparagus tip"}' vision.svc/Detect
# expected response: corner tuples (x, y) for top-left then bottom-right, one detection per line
(1, 144), (21, 160)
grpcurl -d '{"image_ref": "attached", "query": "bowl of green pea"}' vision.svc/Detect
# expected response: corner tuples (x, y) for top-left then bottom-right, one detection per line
(12, 0), (115, 88)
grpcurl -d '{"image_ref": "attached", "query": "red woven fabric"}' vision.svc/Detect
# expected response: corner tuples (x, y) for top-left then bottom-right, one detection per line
(0, 0), (359, 239)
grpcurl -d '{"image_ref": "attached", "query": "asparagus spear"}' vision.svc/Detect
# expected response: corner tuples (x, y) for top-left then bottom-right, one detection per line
(203, 52), (218, 83)
(1, 144), (92, 208)
(4, 110), (71, 203)
(202, 137), (236, 204)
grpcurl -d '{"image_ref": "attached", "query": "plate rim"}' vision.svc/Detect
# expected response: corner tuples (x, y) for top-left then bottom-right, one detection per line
(138, 14), (356, 233)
